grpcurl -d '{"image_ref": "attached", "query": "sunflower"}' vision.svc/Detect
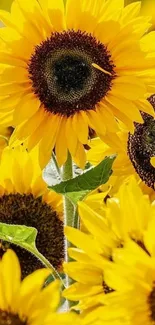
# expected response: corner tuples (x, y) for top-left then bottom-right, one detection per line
(0, 0), (155, 168)
(87, 94), (155, 199)
(63, 177), (155, 311)
(0, 249), (79, 325)
(0, 146), (64, 278)
(91, 235), (155, 325)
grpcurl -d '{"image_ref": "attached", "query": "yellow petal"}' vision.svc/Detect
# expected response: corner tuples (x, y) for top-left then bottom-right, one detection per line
(136, 99), (155, 117)
(94, 20), (120, 44)
(87, 110), (106, 135)
(17, 269), (51, 316)
(0, 52), (26, 68)
(55, 117), (68, 166)
(99, 0), (124, 21)
(66, 117), (78, 157)
(13, 108), (44, 141)
(63, 261), (103, 284)
(72, 112), (88, 144)
(97, 104), (119, 133)
(1, 250), (21, 309)
(112, 76), (146, 100)
(39, 0), (65, 31)
(73, 141), (86, 169)
(13, 94), (40, 125)
(151, 157), (155, 168)
(65, 226), (103, 257)
(63, 282), (103, 300)
(106, 94), (143, 123)
(66, 0), (82, 30)
(121, 2), (141, 24)
(0, 67), (28, 84)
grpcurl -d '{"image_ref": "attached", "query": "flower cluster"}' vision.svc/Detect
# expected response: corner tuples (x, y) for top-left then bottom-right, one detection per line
(0, 0), (155, 324)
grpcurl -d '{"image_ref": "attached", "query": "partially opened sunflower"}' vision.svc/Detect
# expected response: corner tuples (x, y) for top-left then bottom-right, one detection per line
(63, 177), (155, 312)
(91, 237), (155, 325)
(87, 94), (155, 199)
(0, 146), (64, 278)
(0, 249), (79, 325)
(0, 0), (155, 167)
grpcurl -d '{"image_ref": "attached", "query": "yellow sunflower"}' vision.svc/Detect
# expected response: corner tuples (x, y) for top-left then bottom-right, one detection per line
(0, 249), (79, 325)
(90, 235), (155, 325)
(63, 177), (155, 312)
(87, 95), (155, 199)
(0, 146), (64, 278)
(0, 0), (155, 168)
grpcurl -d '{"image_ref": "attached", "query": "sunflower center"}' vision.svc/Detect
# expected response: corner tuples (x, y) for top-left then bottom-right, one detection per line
(28, 30), (115, 117)
(148, 286), (155, 321)
(0, 193), (64, 278)
(127, 95), (155, 189)
(52, 53), (91, 93)
(0, 311), (26, 325)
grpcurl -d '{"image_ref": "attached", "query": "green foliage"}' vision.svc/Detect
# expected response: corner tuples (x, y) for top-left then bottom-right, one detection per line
(0, 223), (37, 248)
(0, 223), (59, 280)
(50, 155), (116, 200)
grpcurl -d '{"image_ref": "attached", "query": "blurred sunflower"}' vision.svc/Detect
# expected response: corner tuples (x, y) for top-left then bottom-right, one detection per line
(87, 94), (155, 199)
(63, 177), (155, 311)
(0, 0), (155, 168)
(0, 146), (64, 278)
(0, 249), (79, 325)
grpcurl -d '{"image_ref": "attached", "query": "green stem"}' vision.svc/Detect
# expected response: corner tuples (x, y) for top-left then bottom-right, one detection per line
(31, 247), (66, 288)
(62, 152), (73, 181)
(52, 152), (61, 176)
(62, 152), (74, 231)
(0, 233), (66, 288)
(73, 207), (80, 229)
(62, 152), (74, 295)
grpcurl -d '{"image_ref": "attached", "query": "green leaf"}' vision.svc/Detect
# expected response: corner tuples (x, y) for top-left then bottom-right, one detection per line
(0, 223), (64, 283)
(0, 223), (37, 248)
(50, 155), (116, 195)
(66, 190), (90, 205)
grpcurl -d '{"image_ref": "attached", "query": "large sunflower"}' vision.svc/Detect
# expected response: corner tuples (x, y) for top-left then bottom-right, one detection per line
(87, 94), (155, 199)
(0, 146), (64, 278)
(0, 0), (155, 167)
(63, 177), (155, 311)
(0, 249), (79, 325)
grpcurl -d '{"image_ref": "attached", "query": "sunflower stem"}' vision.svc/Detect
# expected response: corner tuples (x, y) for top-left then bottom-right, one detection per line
(73, 207), (80, 229)
(62, 152), (75, 295)
(52, 152), (61, 176)
(32, 248), (66, 288)
(62, 152), (74, 232)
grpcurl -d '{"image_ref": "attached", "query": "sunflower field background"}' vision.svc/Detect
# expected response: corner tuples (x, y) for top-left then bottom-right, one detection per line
(0, 0), (155, 324)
